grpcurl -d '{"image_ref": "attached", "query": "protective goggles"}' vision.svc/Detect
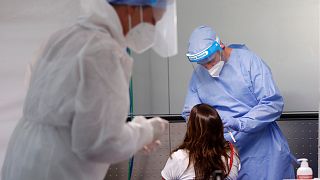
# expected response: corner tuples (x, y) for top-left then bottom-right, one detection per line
(186, 36), (222, 64)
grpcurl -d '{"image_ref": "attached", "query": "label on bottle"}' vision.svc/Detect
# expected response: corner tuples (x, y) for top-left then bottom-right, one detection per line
(297, 175), (313, 179)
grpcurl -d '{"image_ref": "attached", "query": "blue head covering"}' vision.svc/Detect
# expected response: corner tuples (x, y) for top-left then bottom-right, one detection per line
(186, 25), (222, 64)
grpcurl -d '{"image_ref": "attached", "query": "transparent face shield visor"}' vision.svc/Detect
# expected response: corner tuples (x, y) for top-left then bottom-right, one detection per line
(185, 36), (222, 81)
(151, 0), (177, 58)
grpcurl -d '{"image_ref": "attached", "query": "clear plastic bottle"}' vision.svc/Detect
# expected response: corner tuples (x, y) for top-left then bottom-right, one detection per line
(297, 158), (313, 179)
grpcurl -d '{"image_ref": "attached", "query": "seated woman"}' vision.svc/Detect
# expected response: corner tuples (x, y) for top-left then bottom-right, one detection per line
(161, 104), (240, 180)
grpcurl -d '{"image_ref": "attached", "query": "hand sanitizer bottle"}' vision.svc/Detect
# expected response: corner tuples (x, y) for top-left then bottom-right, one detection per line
(297, 158), (313, 179)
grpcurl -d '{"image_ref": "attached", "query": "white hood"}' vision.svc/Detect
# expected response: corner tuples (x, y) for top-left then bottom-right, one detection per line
(80, 0), (127, 49)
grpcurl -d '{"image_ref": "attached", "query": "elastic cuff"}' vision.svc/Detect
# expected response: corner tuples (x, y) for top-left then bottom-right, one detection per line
(232, 118), (241, 131)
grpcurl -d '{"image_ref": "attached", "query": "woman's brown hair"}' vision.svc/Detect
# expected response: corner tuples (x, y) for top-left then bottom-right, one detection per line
(173, 103), (231, 179)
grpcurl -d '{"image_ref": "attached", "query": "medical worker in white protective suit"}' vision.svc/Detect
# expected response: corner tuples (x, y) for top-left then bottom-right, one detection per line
(1, 0), (177, 179)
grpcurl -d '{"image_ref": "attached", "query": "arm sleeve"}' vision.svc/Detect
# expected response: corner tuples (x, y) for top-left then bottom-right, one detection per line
(70, 35), (154, 163)
(182, 73), (202, 121)
(227, 53), (284, 133)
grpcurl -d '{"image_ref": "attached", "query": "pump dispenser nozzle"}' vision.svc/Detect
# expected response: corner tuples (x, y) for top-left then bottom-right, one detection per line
(298, 158), (309, 167)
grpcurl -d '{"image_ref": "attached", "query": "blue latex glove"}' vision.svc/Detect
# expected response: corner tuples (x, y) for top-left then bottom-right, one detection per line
(222, 116), (241, 131)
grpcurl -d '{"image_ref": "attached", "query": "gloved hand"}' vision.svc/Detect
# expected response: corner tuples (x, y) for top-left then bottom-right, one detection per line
(141, 140), (161, 154)
(134, 116), (168, 154)
(148, 117), (169, 140)
(222, 116), (241, 131)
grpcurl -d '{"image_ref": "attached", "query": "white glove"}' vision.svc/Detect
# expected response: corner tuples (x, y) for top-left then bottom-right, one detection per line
(133, 116), (168, 154)
(141, 140), (161, 154)
(148, 117), (169, 140)
(133, 116), (169, 154)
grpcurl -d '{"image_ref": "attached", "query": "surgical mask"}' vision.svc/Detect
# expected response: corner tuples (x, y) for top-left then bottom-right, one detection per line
(208, 53), (225, 77)
(125, 6), (156, 54)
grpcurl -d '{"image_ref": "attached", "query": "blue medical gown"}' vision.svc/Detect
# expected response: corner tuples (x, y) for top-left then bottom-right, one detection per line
(182, 48), (295, 179)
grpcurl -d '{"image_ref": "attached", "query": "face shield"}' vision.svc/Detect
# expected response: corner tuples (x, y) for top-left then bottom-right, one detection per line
(186, 35), (224, 78)
(106, 0), (177, 58)
(186, 36), (221, 64)
(151, 0), (177, 58)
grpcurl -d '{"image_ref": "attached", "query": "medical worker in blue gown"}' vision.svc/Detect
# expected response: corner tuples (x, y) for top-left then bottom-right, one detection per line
(182, 26), (295, 180)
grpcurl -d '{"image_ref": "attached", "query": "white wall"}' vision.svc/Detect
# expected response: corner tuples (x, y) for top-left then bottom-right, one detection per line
(0, 21), (52, 174)
(132, 51), (171, 115)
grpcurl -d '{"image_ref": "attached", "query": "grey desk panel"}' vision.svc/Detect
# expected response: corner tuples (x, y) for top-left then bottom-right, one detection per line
(105, 163), (127, 180)
(105, 123), (170, 180)
(130, 126), (170, 180)
(277, 120), (318, 176)
(169, 122), (187, 152)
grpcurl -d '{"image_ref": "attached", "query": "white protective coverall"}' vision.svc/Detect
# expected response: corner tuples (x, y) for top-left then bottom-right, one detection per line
(1, 1), (162, 180)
